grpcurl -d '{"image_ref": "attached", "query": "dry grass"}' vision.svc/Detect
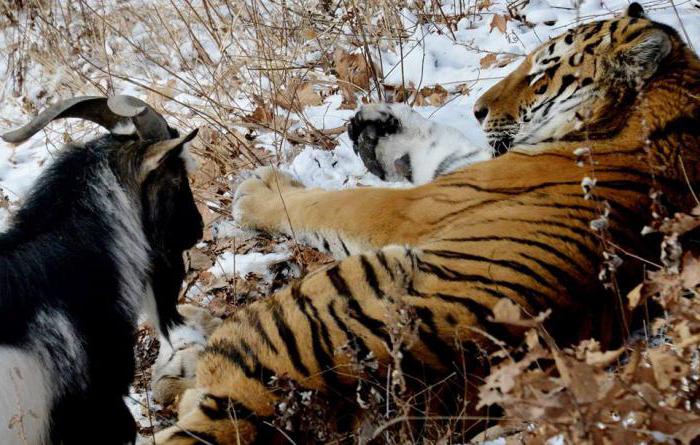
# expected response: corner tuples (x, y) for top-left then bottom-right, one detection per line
(2, 1), (700, 443)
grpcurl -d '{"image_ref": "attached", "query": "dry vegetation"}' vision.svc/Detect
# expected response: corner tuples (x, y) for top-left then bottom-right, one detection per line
(1, 0), (700, 443)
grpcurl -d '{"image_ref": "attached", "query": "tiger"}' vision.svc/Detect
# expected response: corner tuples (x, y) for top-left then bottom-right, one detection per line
(149, 4), (700, 444)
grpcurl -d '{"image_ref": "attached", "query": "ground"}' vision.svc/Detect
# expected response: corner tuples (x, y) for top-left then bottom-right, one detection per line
(1, 0), (700, 443)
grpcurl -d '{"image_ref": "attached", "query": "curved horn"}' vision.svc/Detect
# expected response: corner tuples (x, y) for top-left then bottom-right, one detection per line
(2, 95), (171, 144)
(2, 96), (127, 144)
(107, 95), (170, 141)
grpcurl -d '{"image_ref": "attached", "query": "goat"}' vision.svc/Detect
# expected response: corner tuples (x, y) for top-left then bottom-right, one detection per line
(0, 96), (203, 445)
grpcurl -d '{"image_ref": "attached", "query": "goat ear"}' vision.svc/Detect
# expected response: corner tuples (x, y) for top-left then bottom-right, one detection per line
(140, 129), (199, 180)
(609, 28), (672, 83)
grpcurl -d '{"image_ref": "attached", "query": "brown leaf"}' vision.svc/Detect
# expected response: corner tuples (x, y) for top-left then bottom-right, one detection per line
(626, 282), (643, 310)
(275, 79), (323, 111)
(414, 84), (449, 106)
(455, 83), (471, 96)
(553, 350), (601, 403)
(480, 53), (498, 69)
(490, 14), (508, 34)
(585, 347), (624, 367)
(648, 348), (688, 390)
(334, 49), (379, 106)
(187, 249), (214, 271)
(301, 27), (317, 40)
(681, 251), (700, 290)
(477, 0), (492, 10)
(658, 207), (700, 235)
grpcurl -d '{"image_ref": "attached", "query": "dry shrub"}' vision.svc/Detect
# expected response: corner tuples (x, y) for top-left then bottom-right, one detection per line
(3, 1), (700, 444)
(479, 209), (700, 444)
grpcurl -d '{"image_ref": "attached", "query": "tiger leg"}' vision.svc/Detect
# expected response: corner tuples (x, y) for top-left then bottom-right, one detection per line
(149, 244), (498, 444)
(149, 241), (514, 444)
(233, 166), (427, 258)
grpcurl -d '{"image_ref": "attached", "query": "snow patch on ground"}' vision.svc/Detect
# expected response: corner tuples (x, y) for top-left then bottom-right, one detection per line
(209, 250), (292, 281)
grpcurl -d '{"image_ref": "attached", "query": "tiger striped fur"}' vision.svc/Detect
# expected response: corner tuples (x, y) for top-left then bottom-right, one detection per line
(151, 7), (700, 444)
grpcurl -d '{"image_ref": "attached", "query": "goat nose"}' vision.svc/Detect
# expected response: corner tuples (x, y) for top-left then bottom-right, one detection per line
(474, 106), (489, 125)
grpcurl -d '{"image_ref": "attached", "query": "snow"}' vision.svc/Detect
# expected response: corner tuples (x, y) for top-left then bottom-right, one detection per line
(546, 434), (565, 445)
(0, 0), (698, 437)
(209, 250), (292, 281)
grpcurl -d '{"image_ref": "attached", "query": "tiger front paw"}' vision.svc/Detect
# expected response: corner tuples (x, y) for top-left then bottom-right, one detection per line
(233, 166), (304, 232)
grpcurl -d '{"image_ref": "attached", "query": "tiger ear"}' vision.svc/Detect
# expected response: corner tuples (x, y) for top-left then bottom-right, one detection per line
(609, 27), (672, 83)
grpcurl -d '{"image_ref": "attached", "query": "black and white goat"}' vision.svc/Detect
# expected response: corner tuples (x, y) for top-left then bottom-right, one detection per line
(0, 96), (203, 444)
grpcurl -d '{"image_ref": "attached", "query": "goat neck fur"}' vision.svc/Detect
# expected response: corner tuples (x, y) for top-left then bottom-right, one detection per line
(0, 124), (202, 444)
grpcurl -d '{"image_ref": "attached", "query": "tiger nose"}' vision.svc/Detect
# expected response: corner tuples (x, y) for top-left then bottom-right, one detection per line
(473, 105), (489, 125)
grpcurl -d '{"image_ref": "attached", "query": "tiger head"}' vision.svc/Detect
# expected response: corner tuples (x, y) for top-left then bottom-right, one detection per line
(474, 3), (689, 154)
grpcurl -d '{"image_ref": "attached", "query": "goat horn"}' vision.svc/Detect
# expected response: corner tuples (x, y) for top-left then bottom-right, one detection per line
(2, 95), (171, 144)
(107, 95), (170, 141)
(2, 96), (121, 144)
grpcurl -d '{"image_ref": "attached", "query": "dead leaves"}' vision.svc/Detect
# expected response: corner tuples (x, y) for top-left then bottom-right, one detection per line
(630, 207), (700, 308)
(413, 84), (448, 106)
(480, 208), (700, 445)
(480, 52), (518, 69)
(274, 78), (323, 112)
(334, 49), (377, 106)
(391, 83), (449, 106)
(489, 13), (508, 34)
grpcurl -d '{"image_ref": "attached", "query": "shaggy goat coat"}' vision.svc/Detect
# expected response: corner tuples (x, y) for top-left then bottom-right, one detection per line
(0, 128), (202, 444)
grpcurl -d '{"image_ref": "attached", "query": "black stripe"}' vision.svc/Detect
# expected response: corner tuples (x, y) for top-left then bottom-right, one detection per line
(270, 300), (311, 376)
(414, 306), (455, 368)
(556, 74), (577, 97)
(339, 235), (351, 256)
(623, 28), (645, 43)
(239, 339), (279, 386)
(424, 249), (560, 293)
(375, 250), (395, 280)
(328, 300), (371, 359)
(443, 234), (592, 267)
(200, 393), (259, 421)
(244, 308), (279, 354)
(544, 63), (561, 79)
(583, 38), (602, 54)
(533, 229), (600, 266)
(205, 341), (278, 387)
(326, 265), (431, 379)
(583, 21), (604, 40)
(442, 178), (650, 196)
(326, 265), (391, 344)
(415, 258), (549, 311)
(292, 284), (343, 390)
(519, 252), (584, 299)
(648, 113), (700, 141)
(431, 293), (520, 343)
(206, 341), (254, 376)
(360, 255), (384, 298)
